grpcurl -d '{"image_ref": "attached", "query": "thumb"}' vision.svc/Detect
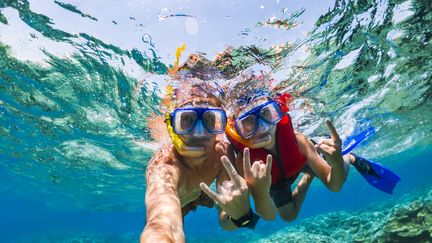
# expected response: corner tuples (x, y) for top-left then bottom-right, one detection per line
(315, 143), (326, 155)
(200, 183), (222, 205)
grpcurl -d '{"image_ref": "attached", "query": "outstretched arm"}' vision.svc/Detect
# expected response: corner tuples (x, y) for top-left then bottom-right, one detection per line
(296, 119), (346, 192)
(141, 154), (183, 243)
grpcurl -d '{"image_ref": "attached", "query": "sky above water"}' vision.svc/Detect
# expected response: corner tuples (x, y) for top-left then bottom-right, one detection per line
(22, 0), (334, 63)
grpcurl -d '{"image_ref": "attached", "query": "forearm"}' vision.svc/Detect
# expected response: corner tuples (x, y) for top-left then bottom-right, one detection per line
(141, 223), (183, 243)
(251, 192), (276, 220)
(142, 191), (184, 242)
(326, 159), (347, 192)
(292, 173), (314, 212)
(142, 159), (184, 242)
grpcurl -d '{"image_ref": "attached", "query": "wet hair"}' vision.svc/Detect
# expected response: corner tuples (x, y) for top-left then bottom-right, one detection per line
(224, 69), (274, 117)
(176, 96), (223, 109)
(232, 95), (271, 118)
(178, 54), (223, 81)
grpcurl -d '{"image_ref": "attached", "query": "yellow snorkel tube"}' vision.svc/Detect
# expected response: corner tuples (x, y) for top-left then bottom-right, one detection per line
(165, 112), (206, 158)
(163, 43), (206, 158)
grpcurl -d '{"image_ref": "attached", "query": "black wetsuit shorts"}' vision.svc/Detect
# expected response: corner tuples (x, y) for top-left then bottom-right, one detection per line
(269, 175), (298, 208)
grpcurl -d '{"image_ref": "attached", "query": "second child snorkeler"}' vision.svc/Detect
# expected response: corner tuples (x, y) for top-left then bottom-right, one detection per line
(225, 72), (400, 221)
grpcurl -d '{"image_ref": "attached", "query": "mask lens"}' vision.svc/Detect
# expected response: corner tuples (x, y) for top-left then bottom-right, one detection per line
(173, 110), (197, 134)
(236, 115), (257, 138)
(203, 110), (226, 134)
(260, 102), (283, 124)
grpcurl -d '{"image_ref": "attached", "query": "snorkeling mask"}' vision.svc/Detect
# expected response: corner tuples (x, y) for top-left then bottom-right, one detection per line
(234, 99), (284, 139)
(165, 107), (227, 157)
(226, 89), (292, 144)
(170, 107), (227, 135)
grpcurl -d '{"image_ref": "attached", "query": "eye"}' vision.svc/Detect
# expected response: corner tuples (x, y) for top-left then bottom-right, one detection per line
(240, 115), (255, 128)
(244, 115), (254, 124)
(203, 112), (216, 129)
(178, 112), (196, 130)
(260, 106), (272, 120)
(180, 116), (193, 130)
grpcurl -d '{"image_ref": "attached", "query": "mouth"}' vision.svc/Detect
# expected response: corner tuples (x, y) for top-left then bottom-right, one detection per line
(183, 144), (206, 150)
(178, 144), (207, 158)
(253, 130), (270, 140)
(184, 140), (211, 147)
(252, 134), (272, 145)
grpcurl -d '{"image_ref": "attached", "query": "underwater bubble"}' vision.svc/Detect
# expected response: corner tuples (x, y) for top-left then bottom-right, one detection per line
(158, 8), (171, 21)
(143, 48), (157, 59)
(141, 34), (155, 47)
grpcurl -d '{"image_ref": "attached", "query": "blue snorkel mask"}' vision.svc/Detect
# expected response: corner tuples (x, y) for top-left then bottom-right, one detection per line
(170, 107), (227, 135)
(234, 98), (284, 139)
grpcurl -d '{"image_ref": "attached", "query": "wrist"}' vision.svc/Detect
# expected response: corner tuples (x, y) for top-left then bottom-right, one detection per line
(230, 205), (251, 220)
(251, 187), (271, 200)
(228, 208), (260, 229)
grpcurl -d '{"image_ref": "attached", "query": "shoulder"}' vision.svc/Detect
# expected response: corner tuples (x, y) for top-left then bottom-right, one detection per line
(294, 131), (306, 145)
(146, 144), (181, 180)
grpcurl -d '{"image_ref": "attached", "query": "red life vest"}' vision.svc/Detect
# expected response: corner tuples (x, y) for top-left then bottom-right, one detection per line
(226, 114), (307, 184)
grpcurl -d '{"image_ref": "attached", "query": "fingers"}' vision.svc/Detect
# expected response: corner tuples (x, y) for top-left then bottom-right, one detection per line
(326, 118), (341, 145)
(251, 161), (261, 173)
(221, 156), (242, 187)
(200, 183), (223, 205)
(266, 154), (272, 177)
(319, 139), (337, 147)
(315, 143), (336, 155)
(243, 148), (252, 178)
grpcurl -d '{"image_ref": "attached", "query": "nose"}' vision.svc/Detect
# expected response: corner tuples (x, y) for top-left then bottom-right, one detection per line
(191, 120), (209, 137)
(256, 118), (271, 133)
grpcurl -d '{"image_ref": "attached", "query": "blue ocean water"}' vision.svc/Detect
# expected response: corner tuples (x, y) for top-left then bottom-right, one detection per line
(1, 0), (431, 242)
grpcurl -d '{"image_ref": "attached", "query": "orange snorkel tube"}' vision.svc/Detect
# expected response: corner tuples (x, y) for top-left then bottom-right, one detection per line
(225, 119), (253, 147)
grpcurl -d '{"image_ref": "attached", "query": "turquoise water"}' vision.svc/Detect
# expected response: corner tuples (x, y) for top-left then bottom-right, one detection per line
(0, 0), (431, 242)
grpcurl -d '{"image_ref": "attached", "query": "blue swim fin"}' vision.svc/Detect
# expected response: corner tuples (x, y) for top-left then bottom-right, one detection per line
(341, 126), (401, 194)
(342, 126), (375, 156)
(351, 154), (401, 194)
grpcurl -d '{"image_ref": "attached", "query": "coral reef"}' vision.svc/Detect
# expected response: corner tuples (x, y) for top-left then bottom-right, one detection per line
(258, 187), (432, 243)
